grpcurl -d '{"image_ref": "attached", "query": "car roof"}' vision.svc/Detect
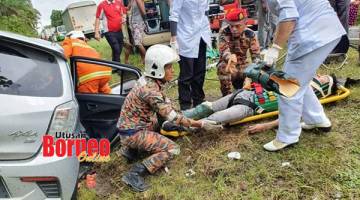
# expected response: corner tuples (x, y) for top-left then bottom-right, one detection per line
(0, 30), (66, 60)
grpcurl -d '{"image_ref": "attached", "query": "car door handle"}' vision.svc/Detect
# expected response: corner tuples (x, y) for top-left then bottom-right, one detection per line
(86, 103), (98, 111)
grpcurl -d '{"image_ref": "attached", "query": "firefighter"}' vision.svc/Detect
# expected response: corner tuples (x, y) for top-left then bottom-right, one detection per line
(217, 8), (261, 96)
(62, 31), (112, 94)
(117, 44), (222, 192)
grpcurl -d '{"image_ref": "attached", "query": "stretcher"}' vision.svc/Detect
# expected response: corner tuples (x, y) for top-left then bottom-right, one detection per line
(229, 85), (351, 126)
(160, 86), (350, 137)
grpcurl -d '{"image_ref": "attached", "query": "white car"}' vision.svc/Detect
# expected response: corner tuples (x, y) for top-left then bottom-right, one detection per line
(0, 31), (141, 199)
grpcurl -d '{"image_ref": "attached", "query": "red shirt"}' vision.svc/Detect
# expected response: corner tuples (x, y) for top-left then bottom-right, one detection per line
(96, 0), (126, 32)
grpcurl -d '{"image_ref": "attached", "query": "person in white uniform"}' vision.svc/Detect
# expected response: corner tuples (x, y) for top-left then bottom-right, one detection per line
(262, 0), (346, 151)
(169, 0), (211, 110)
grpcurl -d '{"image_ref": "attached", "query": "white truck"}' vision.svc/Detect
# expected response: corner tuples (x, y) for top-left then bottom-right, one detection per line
(61, 0), (171, 46)
(40, 26), (55, 41)
(62, 0), (99, 37)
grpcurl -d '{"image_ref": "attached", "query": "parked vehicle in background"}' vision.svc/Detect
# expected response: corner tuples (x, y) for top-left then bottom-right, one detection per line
(240, 0), (258, 29)
(122, 0), (171, 47)
(126, 0), (257, 48)
(209, 0), (258, 32)
(54, 25), (67, 41)
(62, 1), (101, 38)
(40, 26), (55, 41)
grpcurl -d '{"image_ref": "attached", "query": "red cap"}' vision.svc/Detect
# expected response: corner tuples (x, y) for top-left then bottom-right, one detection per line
(225, 8), (248, 25)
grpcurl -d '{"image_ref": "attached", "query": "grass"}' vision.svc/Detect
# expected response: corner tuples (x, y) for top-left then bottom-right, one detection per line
(78, 38), (360, 200)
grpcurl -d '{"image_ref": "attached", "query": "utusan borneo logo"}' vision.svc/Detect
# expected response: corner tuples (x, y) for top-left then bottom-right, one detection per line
(43, 132), (111, 162)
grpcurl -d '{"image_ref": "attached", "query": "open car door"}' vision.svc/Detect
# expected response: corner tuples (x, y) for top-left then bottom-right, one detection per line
(70, 56), (141, 147)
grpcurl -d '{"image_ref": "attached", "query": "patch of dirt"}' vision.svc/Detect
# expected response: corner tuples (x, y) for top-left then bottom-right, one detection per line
(81, 154), (129, 199)
(274, 176), (286, 187)
(238, 181), (248, 191)
(205, 92), (220, 102)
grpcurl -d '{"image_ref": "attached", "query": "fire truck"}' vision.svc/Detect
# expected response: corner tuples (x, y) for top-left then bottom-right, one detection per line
(206, 0), (258, 69)
(208, 0), (258, 32)
(122, 0), (257, 47)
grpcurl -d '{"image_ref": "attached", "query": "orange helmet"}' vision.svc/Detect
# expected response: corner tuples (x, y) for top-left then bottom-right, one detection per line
(225, 8), (248, 25)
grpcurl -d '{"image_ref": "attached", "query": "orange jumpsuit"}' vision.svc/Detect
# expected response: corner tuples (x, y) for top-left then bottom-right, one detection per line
(62, 38), (112, 94)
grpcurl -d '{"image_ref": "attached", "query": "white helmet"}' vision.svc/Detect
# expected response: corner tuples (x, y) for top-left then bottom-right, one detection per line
(66, 30), (85, 40)
(144, 44), (180, 79)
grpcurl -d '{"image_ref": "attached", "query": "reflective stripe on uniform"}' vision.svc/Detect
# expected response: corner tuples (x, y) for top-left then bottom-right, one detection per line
(72, 42), (96, 50)
(78, 71), (112, 85)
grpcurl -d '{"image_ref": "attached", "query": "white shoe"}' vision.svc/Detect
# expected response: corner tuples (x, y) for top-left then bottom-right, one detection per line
(301, 120), (332, 132)
(263, 139), (297, 152)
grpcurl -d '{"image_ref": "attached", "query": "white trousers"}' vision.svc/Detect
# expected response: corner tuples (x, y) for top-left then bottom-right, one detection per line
(277, 38), (341, 144)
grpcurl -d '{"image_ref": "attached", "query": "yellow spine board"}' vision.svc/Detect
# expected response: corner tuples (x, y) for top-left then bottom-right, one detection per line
(229, 86), (351, 126)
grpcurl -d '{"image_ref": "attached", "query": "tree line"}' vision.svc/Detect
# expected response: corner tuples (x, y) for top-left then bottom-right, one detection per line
(0, 0), (39, 36)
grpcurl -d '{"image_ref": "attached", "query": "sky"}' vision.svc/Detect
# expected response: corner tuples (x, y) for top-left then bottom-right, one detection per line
(31, 0), (101, 30)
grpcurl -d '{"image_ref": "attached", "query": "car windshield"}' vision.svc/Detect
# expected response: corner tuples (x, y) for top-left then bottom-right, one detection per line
(0, 41), (63, 97)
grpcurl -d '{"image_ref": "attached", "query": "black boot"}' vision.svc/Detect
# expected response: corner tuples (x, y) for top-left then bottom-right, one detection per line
(121, 163), (150, 192)
(119, 148), (138, 163)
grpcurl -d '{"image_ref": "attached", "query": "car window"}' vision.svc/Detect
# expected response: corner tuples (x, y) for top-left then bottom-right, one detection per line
(57, 25), (66, 33)
(0, 42), (63, 97)
(112, 69), (138, 95)
(74, 60), (138, 96)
